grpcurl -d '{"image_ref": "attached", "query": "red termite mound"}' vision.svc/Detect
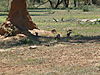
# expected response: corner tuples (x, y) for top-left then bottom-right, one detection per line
(0, 0), (38, 36)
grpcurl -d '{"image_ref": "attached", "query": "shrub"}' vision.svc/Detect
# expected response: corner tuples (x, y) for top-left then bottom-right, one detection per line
(83, 5), (90, 12)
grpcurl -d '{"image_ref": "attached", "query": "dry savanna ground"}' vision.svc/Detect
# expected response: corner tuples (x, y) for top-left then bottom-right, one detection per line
(0, 7), (100, 75)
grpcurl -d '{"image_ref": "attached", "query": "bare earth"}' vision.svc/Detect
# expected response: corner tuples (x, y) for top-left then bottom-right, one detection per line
(0, 35), (100, 75)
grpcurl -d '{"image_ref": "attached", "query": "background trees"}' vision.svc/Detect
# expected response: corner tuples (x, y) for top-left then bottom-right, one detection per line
(0, 0), (100, 11)
(19, 0), (100, 8)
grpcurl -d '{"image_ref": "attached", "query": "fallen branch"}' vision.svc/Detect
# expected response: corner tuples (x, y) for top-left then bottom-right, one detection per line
(53, 18), (59, 22)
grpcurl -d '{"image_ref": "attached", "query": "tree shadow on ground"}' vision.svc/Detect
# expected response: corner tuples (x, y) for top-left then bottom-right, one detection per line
(28, 8), (72, 10)
(0, 13), (47, 17)
(30, 14), (48, 16)
(0, 13), (8, 16)
(28, 10), (49, 12)
(70, 35), (100, 43)
(0, 35), (100, 49)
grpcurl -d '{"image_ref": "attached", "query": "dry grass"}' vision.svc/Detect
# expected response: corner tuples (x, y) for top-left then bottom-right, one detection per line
(0, 8), (100, 75)
(0, 43), (100, 75)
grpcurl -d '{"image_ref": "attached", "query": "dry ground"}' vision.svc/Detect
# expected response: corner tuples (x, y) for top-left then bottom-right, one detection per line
(0, 8), (100, 75)
(0, 34), (100, 75)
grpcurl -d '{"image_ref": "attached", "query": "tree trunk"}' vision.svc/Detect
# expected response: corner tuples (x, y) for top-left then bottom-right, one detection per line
(77, 0), (80, 7)
(63, 0), (69, 8)
(48, 0), (55, 8)
(0, 0), (38, 36)
(84, 0), (92, 5)
(92, 0), (97, 4)
(74, 0), (77, 7)
(48, 0), (63, 9)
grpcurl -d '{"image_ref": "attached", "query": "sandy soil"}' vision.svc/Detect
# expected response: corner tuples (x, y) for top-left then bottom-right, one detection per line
(0, 35), (100, 75)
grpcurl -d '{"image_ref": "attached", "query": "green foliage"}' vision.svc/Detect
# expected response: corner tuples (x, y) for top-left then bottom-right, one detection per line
(0, 0), (8, 11)
(82, 5), (90, 12)
(82, 5), (95, 12)
(0, 0), (99, 11)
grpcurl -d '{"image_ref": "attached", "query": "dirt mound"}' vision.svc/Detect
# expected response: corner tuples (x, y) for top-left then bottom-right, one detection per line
(0, 0), (38, 36)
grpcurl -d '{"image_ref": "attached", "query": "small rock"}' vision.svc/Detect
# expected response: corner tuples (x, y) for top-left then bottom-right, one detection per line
(29, 46), (37, 49)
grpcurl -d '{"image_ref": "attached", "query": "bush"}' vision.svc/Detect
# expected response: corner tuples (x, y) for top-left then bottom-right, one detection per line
(82, 5), (90, 12)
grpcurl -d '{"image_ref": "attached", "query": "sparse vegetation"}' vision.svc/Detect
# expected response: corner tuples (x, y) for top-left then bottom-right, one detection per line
(0, 0), (100, 75)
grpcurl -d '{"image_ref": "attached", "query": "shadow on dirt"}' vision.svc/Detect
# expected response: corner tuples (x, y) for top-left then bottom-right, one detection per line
(70, 35), (100, 43)
(0, 35), (100, 49)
